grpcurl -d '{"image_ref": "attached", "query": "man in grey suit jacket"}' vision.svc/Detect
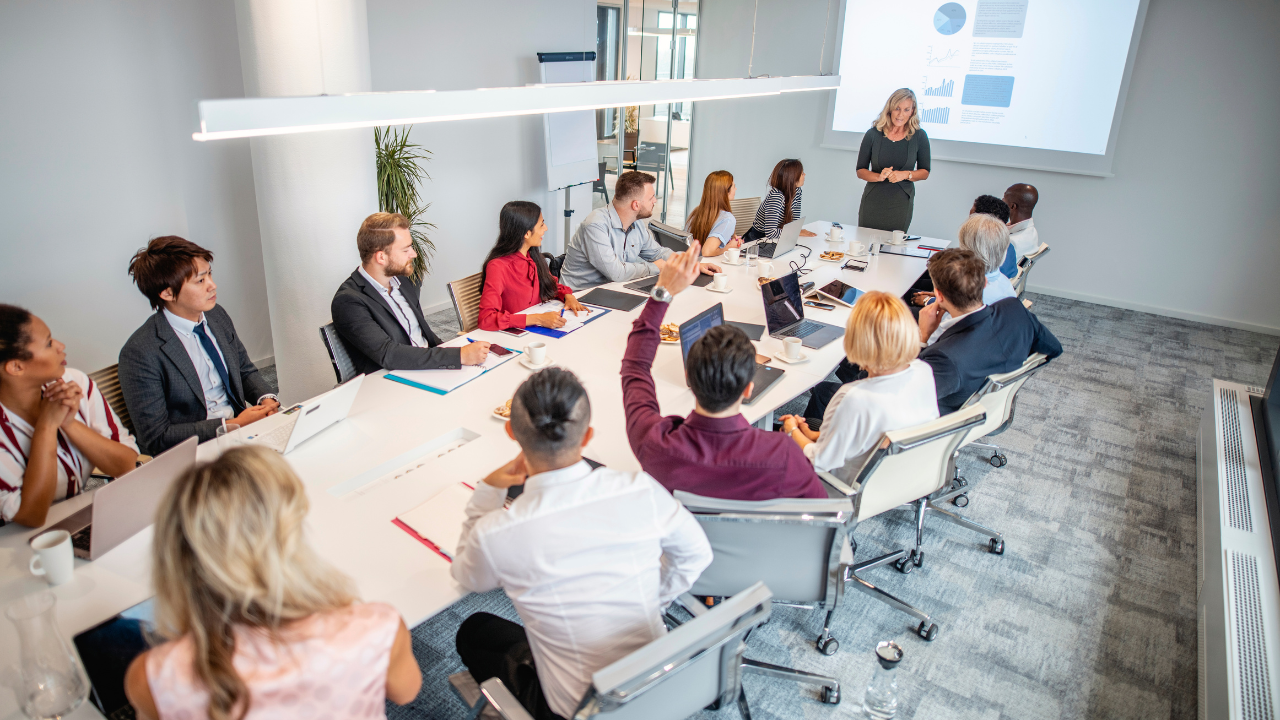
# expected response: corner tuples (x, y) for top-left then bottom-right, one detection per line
(331, 212), (489, 375)
(118, 237), (279, 455)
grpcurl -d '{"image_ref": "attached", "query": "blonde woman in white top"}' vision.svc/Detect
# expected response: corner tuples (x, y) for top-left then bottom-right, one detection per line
(779, 292), (939, 483)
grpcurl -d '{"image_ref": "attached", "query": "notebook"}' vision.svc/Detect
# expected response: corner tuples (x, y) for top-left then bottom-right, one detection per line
(520, 301), (612, 339)
(385, 337), (520, 395)
(576, 287), (648, 311)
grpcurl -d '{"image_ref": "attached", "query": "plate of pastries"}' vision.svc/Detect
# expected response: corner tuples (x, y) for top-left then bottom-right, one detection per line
(660, 323), (680, 344)
(493, 399), (513, 420)
(819, 250), (845, 262)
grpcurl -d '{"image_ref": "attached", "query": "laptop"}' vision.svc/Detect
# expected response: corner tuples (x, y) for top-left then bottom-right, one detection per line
(625, 272), (713, 293)
(679, 303), (785, 406)
(754, 216), (805, 259)
(649, 219), (693, 252)
(761, 272), (844, 349)
(74, 597), (154, 720)
(242, 374), (364, 454)
(46, 436), (197, 560)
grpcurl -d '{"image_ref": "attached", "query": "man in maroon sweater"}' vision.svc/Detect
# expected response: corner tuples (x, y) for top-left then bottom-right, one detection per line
(621, 245), (827, 500)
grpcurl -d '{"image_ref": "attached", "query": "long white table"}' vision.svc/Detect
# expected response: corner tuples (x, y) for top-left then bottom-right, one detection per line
(0, 223), (945, 719)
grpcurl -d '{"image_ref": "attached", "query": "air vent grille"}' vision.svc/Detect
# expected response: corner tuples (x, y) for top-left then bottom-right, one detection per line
(1221, 389), (1253, 532)
(1230, 552), (1275, 720)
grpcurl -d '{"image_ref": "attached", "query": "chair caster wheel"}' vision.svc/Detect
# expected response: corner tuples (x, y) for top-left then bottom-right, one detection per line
(913, 550), (924, 568)
(990, 454), (1007, 468)
(817, 636), (839, 655)
(917, 621), (939, 641)
(989, 538), (1005, 555)
(952, 476), (968, 491)
(952, 493), (969, 508)
(821, 687), (841, 705)
(894, 557), (913, 574)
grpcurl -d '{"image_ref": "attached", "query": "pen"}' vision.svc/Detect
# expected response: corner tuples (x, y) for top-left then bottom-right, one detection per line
(560, 309), (565, 317)
(918, 244), (945, 251)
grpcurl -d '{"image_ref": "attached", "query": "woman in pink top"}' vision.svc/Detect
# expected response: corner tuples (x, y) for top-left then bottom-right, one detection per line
(478, 201), (586, 332)
(124, 447), (422, 720)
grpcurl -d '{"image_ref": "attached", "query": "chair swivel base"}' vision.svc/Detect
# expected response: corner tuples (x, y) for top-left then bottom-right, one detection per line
(740, 659), (841, 713)
(924, 498), (1006, 555)
(844, 550), (940, 641)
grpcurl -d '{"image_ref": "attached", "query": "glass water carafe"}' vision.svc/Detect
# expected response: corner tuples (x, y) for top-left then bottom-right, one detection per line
(5, 592), (89, 720)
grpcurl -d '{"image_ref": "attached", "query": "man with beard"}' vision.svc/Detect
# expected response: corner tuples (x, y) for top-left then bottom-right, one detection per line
(332, 212), (489, 374)
(560, 171), (720, 291)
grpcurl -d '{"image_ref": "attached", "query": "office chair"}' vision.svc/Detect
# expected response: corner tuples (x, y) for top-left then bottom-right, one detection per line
(674, 492), (852, 655)
(592, 161), (609, 204)
(635, 141), (667, 182)
(542, 252), (566, 279)
(448, 271), (483, 334)
(319, 323), (359, 385)
(465, 582), (840, 720)
(729, 196), (761, 237)
(1012, 243), (1050, 298)
(825, 405), (987, 641)
(88, 364), (137, 436)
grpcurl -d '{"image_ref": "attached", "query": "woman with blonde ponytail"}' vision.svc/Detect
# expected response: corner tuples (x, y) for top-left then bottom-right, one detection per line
(124, 447), (422, 719)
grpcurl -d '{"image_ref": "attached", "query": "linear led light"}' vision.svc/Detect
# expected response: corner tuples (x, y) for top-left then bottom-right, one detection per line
(191, 75), (840, 141)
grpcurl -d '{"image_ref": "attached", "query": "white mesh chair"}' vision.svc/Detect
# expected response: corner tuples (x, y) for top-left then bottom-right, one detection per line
(1012, 242), (1050, 298)
(673, 492), (852, 655)
(319, 323), (359, 385)
(467, 582), (841, 719)
(448, 271), (483, 334)
(729, 197), (761, 237)
(826, 405), (987, 641)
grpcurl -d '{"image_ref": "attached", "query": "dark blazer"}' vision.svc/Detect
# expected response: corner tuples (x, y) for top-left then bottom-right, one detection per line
(118, 306), (274, 455)
(330, 269), (461, 376)
(919, 298), (1063, 415)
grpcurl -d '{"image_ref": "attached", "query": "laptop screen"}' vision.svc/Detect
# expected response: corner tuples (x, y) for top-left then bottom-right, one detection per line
(649, 221), (690, 252)
(73, 598), (155, 718)
(761, 272), (805, 334)
(679, 303), (724, 385)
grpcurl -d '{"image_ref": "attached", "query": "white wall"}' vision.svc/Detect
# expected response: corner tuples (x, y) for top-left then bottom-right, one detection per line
(690, 0), (1280, 335)
(0, 0), (274, 372)
(367, 0), (598, 314)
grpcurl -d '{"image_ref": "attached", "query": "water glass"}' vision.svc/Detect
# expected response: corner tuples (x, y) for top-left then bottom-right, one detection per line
(745, 244), (759, 268)
(216, 423), (244, 451)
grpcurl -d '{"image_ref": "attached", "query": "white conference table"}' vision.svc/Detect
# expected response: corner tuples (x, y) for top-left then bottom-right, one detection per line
(0, 223), (946, 720)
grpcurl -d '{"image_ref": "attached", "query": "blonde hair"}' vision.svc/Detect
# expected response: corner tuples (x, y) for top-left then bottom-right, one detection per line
(151, 447), (356, 720)
(873, 88), (920, 139)
(687, 171), (734, 242)
(843, 291), (920, 374)
(958, 214), (1011, 273)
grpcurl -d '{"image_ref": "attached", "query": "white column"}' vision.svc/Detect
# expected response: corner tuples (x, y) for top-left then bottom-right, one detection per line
(234, 0), (377, 402)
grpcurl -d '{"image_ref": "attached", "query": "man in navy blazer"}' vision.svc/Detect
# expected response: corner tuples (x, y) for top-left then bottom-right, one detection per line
(917, 249), (1062, 414)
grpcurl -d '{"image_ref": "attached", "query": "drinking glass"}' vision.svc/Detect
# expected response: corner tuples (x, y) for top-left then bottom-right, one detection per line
(745, 244), (759, 268)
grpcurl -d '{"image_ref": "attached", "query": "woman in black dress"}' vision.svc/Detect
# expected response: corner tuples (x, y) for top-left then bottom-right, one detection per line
(856, 88), (931, 232)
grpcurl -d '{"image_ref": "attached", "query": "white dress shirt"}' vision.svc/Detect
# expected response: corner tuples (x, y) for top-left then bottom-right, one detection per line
(163, 309), (236, 419)
(358, 266), (429, 347)
(805, 361), (940, 483)
(1008, 218), (1039, 259)
(451, 460), (713, 718)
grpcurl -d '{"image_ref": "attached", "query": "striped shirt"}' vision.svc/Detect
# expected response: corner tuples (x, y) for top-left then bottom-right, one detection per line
(750, 185), (803, 240)
(0, 368), (138, 525)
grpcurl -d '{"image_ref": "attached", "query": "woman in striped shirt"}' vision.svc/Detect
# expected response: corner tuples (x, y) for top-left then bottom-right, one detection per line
(744, 159), (819, 242)
(0, 305), (138, 527)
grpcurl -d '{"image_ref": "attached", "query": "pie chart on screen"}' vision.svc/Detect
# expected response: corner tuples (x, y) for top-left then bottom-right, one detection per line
(934, 3), (966, 35)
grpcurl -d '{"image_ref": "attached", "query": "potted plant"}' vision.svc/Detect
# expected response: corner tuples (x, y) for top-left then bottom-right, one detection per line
(374, 126), (436, 282)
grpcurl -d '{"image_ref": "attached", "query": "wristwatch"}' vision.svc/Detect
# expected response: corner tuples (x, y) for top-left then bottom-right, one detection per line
(650, 285), (673, 303)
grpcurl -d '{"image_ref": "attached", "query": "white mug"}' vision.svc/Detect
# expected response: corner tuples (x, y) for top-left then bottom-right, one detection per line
(758, 260), (774, 278)
(829, 226), (843, 243)
(30, 530), (75, 586)
(524, 342), (547, 365)
(783, 337), (803, 360)
(712, 273), (729, 291)
(891, 230), (905, 245)
(724, 247), (741, 263)
(849, 240), (866, 256)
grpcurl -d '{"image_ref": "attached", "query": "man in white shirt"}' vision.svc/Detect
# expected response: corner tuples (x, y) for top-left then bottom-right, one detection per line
(451, 368), (712, 720)
(1003, 183), (1040, 259)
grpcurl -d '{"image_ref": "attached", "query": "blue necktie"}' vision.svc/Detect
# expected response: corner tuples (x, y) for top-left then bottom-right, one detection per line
(192, 323), (245, 414)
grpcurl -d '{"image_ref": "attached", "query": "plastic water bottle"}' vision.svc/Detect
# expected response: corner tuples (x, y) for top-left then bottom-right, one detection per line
(861, 640), (903, 718)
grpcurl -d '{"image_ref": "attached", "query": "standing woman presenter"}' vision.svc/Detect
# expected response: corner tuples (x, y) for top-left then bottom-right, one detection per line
(856, 88), (931, 232)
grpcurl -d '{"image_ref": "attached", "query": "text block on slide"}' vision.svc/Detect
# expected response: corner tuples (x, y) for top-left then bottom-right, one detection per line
(961, 75), (1015, 107)
(974, 0), (1029, 38)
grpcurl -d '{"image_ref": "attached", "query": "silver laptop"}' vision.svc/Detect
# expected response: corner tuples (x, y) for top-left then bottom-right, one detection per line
(242, 374), (364, 454)
(649, 220), (692, 252)
(755, 216), (805, 259)
(46, 436), (197, 560)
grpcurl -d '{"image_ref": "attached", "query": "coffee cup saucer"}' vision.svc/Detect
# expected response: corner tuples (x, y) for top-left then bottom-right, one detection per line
(720, 257), (745, 266)
(706, 285), (733, 294)
(520, 356), (555, 370)
(774, 350), (810, 364)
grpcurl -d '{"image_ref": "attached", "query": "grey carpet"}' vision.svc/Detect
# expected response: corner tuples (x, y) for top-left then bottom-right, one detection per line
(361, 294), (1278, 720)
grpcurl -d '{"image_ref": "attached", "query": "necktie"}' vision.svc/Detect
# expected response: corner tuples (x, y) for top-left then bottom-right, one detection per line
(192, 323), (245, 414)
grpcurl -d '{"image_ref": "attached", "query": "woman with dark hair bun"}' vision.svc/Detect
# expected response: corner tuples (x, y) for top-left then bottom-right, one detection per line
(0, 305), (139, 527)
(478, 201), (586, 332)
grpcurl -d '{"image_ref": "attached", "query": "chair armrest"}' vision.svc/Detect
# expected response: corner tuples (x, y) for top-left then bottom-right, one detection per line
(478, 678), (536, 720)
(676, 592), (709, 618)
(817, 470), (858, 498)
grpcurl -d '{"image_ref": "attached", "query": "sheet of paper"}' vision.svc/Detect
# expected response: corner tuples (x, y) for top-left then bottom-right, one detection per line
(386, 336), (519, 394)
(517, 301), (606, 333)
(396, 483), (474, 559)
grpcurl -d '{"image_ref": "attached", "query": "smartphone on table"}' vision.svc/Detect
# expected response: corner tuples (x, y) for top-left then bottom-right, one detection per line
(500, 328), (529, 337)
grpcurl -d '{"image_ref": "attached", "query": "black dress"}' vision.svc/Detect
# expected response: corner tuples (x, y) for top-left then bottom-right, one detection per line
(856, 127), (931, 232)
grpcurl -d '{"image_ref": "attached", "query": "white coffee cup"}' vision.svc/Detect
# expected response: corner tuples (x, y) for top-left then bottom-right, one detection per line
(783, 337), (803, 360)
(850, 240), (866, 256)
(891, 230), (905, 245)
(758, 260), (774, 278)
(724, 247), (741, 263)
(524, 342), (547, 366)
(829, 226), (843, 243)
(712, 273), (728, 291)
(30, 530), (75, 586)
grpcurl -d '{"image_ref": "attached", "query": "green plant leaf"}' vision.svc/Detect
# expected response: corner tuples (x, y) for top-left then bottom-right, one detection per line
(374, 125), (435, 281)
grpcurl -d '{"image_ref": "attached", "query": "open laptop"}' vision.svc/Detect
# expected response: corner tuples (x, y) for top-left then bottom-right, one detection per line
(762, 271), (844, 349)
(74, 597), (154, 720)
(754, 216), (805, 259)
(649, 219), (693, 252)
(242, 374), (364, 454)
(679, 303), (785, 406)
(46, 436), (197, 560)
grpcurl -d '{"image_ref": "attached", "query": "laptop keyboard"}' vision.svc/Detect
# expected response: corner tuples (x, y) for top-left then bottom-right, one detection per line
(255, 417), (298, 452)
(71, 526), (92, 552)
(108, 704), (138, 720)
(776, 320), (824, 339)
(756, 242), (778, 258)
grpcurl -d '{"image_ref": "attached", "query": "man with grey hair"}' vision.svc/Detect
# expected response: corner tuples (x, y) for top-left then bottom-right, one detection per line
(914, 213), (1017, 345)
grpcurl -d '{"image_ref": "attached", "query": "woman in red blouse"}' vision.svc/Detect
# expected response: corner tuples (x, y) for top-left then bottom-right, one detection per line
(479, 201), (586, 332)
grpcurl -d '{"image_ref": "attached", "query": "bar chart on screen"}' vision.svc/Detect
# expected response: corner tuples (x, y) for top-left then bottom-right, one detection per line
(923, 78), (954, 97)
(920, 107), (950, 124)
